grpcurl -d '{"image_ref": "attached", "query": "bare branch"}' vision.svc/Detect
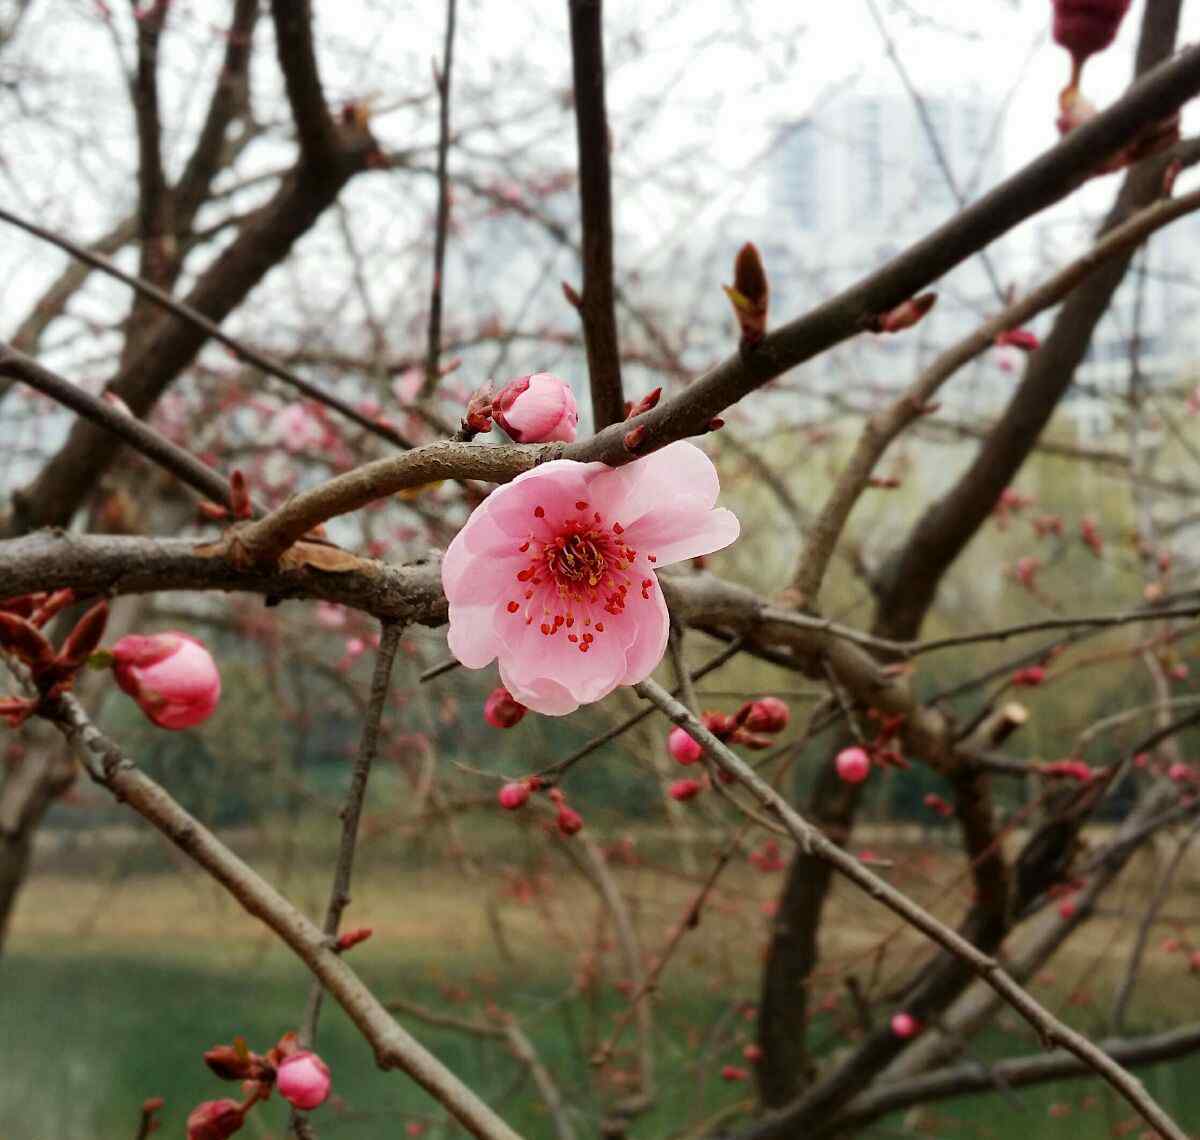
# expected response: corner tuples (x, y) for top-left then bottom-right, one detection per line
(567, 0), (624, 429)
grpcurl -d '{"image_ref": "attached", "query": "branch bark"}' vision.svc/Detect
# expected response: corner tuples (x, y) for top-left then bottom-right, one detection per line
(567, 0), (625, 430)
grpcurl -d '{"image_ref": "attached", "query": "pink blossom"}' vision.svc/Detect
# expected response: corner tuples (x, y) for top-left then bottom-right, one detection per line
(890, 1012), (920, 1039)
(484, 686), (527, 728)
(186, 1100), (245, 1140)
(668, 726), (703, 765)
(835, 746), (871, 785)
(112, 633), (221, 729)
(276, 1051), (332, 1110)
(1169, 763), (1194, 784)
(271, 402), (329, 453)
(556, 805), (584, 835)
(315, 602), (347, 630)
(442, 442), (739, 715)
(493, 372), (579, 443)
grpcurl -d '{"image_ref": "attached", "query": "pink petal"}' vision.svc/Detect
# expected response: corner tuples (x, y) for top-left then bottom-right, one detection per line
(618, 585), (670, 685)
(447, 603), (502, 669)
(588, 441), (721, 526)
(622, 505), (740, 567)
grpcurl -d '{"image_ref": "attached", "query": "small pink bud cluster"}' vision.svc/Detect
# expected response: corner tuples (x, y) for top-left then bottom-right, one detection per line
(834, 708), (910, 785)
(1041, 758), (1094, 783)
(993, 486), (1035, 530)
(923, 793), (953, 818)
(749, 839), (785, 872)
(548, 787), (583, 836)
(112, 632), (221, 729)
(665, 697), (790, 800)
(189, 1033), (332, 1139)
(484, 686), (527, 729)
(0, 593), (109, 726)
(1011, 665), (1047, 688)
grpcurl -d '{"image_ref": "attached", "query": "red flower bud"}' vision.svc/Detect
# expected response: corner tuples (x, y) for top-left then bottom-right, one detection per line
(556, 806), (584, 836)
(186, 1099), (245, 1140)
(835, 746), (871, 785)
(668, 778), (704, 802)
(498, 781), (531, 810)
(738, 696), (790, 734)
(720, 1064), (749, 1082)
(336, 927), (373, 952)
(1052, 0), (1131, 66)
(667, 726), (703, 765)
(871, 293), (936, 334)
(483, 687), (526, 729)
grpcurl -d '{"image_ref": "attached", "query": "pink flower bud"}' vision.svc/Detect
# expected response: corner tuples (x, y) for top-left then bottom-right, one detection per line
(720, 1064), (749, 1082)
(835, 746), (871, 785)
(492, 372), (578, 443)
(484, 687), (527, 729)
(556, 805), (584, 836)
(1011, 665), (1046, 687)
(186, 1099), (245, 1140)
(1052, 0), (1131, 65)
(994, 328), (1040, 352)
(890, 1012), (920, 1039)
(923, 793), (953, 818)
(1058, 896), (1078, 920)
(498, 781), (530, 810)
(1169, 763), (1193, 784)
(276, 1051), (332, 1111)
(739, 696), (790, 734)
(668, 726), (703, 765)
(111, 632), (221, 730)
(669, 778), (704, 802)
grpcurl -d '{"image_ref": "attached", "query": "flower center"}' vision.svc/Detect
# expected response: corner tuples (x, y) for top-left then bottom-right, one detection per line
(504, 501), (657, 650)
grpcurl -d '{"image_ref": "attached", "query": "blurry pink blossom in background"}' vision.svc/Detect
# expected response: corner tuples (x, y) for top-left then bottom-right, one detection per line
(442, 441), (738, 715)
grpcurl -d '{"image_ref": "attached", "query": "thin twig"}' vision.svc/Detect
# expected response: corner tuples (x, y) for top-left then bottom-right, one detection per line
(291, 622), (403, 1136)
(420, 0), (457, 400)
(0, 204), (415, 450)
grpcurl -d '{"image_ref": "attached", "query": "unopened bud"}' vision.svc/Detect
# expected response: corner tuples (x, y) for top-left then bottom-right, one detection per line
(871, 293), (936, 334)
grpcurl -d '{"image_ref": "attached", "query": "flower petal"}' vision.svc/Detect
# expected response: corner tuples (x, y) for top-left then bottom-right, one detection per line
(619, 583), (670, 685)
(588, 441), (721, 526)
(622, 505), (740, 567)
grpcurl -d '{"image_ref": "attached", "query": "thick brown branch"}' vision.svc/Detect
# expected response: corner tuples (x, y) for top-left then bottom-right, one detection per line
(567, 0), (624, 430)
(270, 0), (340, 168)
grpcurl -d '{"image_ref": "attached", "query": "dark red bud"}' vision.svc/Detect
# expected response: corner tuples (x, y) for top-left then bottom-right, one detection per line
(58, 601), (110, 669)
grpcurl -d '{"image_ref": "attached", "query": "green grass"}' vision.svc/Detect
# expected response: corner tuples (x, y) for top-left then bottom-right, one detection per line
(5, 946), (1200, 1139)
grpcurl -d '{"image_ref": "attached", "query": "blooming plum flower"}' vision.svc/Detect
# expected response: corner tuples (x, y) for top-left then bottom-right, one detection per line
(484, 686), (527, 728)
(835, 746), (871, 785)
(492, 372), (579, 443)
(276, 1051), (332, 1110)
(270, 402), (329, 453)
(668, 726), (703, 765)
(442, 442), (739, 714)
(112, 632), (221, 729)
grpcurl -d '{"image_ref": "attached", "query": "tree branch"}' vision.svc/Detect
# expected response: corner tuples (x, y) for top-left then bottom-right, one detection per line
(567, 0), (624, 430)
(270, 0), (340, 169)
